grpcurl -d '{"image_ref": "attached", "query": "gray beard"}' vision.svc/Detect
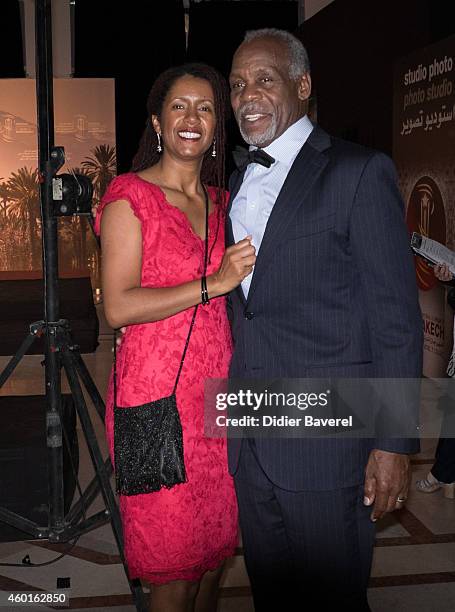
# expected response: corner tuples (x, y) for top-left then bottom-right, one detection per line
(238, 114), (278, 147)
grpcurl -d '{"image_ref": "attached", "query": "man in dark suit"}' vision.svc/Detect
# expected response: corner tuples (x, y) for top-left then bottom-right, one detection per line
(226, 28), (423, 610)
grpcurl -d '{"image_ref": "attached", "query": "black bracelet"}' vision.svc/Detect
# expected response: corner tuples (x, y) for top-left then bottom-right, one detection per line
(201, 276), (210, 305)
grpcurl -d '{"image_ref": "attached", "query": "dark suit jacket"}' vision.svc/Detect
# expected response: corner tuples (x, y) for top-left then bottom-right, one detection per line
(226, 125), (423, 491)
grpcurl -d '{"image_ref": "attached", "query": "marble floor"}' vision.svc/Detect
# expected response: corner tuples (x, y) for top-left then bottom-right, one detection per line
(1, 305), (455, 611)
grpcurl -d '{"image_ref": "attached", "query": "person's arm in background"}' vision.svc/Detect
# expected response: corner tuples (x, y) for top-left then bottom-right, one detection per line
(434, 263), (455, 286)
(434, 263), (455, 314)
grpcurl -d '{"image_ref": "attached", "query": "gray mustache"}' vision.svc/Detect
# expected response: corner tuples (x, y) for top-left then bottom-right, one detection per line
(237, 105), (269, 119)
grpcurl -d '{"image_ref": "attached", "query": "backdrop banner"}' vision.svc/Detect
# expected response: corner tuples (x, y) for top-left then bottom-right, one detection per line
(0, 78), (116, 291)
(393, 36), (455, 377)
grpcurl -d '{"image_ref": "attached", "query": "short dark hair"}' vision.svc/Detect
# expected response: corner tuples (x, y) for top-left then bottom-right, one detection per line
(131, 63), (229, 204)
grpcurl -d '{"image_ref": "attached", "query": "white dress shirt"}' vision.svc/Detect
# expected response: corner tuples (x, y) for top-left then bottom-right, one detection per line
(230, 114), (314, 297)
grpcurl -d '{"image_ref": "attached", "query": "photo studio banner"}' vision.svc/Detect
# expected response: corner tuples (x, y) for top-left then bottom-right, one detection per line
(393, 35), (455, 377)
(0, 79), (116, 290)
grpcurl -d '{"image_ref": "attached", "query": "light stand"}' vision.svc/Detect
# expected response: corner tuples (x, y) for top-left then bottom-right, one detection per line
(0, 2), (146, 609)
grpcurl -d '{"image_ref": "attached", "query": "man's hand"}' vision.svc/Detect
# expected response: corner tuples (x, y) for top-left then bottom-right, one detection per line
(363, 449), (411, 521)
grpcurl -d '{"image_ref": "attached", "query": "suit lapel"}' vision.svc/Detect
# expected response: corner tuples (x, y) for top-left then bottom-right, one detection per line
(246, 126), (331, 305)
(226, 168), (245, 247)
(226, 168), (247, 304)
(227, 168), (245, 217)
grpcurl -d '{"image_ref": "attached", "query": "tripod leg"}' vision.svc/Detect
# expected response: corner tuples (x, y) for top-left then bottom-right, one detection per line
(66, 457), (112, 525)
(61, 351), (147, 612)
(72, 350), (106, 422)
(66, 347), (113, 524)
(0, 327), (41, 387)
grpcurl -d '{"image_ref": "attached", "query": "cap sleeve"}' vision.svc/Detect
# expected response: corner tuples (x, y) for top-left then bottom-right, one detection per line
(94, 173), (145, 235)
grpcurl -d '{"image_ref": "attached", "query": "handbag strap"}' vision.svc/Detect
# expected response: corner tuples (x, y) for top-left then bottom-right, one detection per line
(114, 184), (210, 404)
(172, 184), (210, 393)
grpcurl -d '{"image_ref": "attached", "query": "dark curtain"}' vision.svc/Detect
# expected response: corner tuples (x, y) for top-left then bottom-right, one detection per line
(187, 0), (298, 172)
(0, 0), (24, 77)
(187, 1), (298, 78)
(74, 0), (186, 172)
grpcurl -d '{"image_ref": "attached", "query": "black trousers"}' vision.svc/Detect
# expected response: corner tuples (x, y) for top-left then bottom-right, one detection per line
(432, 438), (455, 483)
(234, 440), (375, 611)
(432, 389), (455, 483)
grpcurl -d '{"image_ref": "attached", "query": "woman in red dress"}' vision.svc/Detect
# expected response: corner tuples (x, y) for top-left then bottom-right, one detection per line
(95, 64), (256, 611)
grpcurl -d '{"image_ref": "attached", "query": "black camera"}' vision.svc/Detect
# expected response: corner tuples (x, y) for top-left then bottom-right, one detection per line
(50, 146), (93, 216)
(52, 172), (93, 216)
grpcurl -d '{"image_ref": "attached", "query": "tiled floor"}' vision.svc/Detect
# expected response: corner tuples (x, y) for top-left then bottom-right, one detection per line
(1, 305), (455, 611)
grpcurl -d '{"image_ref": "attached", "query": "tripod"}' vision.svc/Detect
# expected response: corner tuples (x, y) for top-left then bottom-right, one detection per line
(0, 2), (146, 610)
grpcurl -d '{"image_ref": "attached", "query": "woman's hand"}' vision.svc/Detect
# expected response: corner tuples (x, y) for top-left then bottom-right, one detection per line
(114, 236), (256, 345)
(102, 202), (257, 328)
(208, 236), (256, 296)
(434, 263), (454, 282)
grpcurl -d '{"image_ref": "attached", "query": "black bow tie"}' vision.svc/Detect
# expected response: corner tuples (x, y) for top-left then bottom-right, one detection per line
(232, 146), (275, 172)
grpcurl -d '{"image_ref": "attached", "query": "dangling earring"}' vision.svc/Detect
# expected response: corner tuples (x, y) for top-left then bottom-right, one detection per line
(211, 139), (216, 158)
(156, 132), (162, 153)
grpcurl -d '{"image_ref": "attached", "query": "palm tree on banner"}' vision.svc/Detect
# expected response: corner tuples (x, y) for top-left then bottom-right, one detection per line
(6, 167), (40, 269)
(0, 178), (29, 270)
(0, 179), (11, 269)
(81, 144), (116, 204)
(0, 179), (9, 224)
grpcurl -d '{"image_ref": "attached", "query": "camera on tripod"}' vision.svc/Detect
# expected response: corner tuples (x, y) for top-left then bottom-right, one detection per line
(0, 3), (146, 608)
(50, 146), (93, 216)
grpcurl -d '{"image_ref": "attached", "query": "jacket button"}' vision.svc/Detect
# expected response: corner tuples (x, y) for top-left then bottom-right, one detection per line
(244, 311), (255, 320)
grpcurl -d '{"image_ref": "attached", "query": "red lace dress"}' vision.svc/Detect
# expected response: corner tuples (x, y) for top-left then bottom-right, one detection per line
(95, 173), (238, 584)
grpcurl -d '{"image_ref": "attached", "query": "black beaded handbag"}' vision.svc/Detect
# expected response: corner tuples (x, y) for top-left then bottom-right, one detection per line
(113, 187), (210, 496)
